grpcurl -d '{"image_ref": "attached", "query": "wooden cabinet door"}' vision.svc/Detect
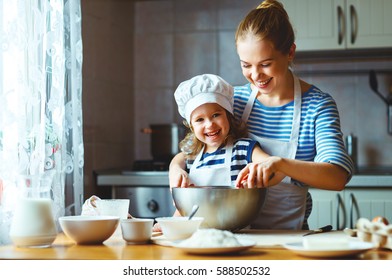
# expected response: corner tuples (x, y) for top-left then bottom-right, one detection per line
(346, 0), (392, 48)
(344, 188), (392, 226)
(280, 0), (346, 51)
(282, 0), (392, 51)
(309, 187), (392, 230)
(307, 189), (345, 230)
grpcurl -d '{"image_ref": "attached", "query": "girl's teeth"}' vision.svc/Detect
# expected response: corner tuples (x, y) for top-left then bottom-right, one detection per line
(207, 131), (219, 136)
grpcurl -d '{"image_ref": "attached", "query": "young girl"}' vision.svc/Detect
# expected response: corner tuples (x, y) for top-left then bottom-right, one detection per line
(172, 73), (283, 189)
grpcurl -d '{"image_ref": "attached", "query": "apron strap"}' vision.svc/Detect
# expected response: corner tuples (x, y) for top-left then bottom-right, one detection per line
(242, 74), (302, 143)
(189, 141), (234, 187)
(241, 86), (258, 123)
(290, 75), (302, 142)
(190, 141), (233, 171)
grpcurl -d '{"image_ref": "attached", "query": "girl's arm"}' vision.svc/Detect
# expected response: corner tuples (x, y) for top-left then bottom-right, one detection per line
(235, 145), (285, 188)
(169, 152), (190, 188)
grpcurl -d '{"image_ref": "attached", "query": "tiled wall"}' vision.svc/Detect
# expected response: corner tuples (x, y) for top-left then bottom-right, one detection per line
(296, 59), (392, 167)
(82, 0), (135, 198)
(133, 0), (263, 160)
(82, 0), (392, 198)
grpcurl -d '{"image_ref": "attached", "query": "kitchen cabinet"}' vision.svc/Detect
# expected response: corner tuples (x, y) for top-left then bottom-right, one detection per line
(307, 189), (342, 230)
(280, 0), (392, 51)
(344, 188), (392, 226)
(308, 187), (392, 230)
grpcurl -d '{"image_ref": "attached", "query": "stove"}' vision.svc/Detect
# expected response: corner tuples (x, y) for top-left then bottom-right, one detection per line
(132, 159), (170, 171)
(95, 160), (176, 219)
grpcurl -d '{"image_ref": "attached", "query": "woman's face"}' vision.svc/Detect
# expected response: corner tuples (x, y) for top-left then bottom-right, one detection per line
(236, 36), (294, 96)
(190, 103), (230, 153)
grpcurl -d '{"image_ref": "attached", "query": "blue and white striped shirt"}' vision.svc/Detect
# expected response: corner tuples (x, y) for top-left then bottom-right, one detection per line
(233, 83), (354, 184)
(185, 138), (258, 185)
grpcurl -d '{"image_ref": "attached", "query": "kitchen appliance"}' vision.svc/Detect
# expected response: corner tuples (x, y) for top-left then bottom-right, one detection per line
(369, 70), (392, 135)
(141, 123), (186, 161)
(345, 133), (358, 172)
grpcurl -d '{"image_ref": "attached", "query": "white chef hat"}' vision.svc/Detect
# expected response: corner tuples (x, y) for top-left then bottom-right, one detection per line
(174, 74), (234, 124)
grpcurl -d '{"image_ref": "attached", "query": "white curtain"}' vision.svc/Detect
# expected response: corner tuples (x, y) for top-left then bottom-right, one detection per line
(0, 0), (83, 245)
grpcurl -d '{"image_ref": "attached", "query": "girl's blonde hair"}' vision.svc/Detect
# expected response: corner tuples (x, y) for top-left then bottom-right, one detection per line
(235, 0), (294, 56)
(179, 110), (248, 159)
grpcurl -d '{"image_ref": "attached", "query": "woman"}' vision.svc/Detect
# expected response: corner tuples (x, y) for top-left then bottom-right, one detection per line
(169, 0), (353, 230)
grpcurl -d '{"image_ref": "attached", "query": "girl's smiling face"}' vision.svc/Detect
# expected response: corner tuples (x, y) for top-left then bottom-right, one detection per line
(190, 103), (230, 153)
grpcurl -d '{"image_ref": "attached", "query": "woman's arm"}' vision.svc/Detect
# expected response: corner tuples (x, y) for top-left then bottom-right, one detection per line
(235, 146), (349, 190)
(241, 156), (348, 190)
(168, 152), (190, 188)
(269, 157), (348, 190)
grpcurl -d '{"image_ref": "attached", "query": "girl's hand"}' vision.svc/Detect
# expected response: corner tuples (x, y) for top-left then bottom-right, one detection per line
(169, 166), (190, 188)
(152, 222), (162, 232)
(168, 152), (189, 188)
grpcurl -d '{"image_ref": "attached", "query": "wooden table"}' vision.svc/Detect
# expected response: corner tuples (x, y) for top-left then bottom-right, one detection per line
(1, 230), (391, 260)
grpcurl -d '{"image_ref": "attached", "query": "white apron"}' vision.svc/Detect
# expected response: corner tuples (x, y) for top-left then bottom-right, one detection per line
(241, 74), (308, 229)
(189, 143), (233, 187)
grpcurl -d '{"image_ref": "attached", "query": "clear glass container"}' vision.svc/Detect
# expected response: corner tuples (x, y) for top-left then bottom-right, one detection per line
(9, 175), (57, 248)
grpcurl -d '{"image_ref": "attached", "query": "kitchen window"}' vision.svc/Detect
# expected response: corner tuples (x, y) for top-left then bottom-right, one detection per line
(0, 0), (83, 245)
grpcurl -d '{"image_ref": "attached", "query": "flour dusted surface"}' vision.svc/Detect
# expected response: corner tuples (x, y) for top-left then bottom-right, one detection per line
(179, 228), (241, 248)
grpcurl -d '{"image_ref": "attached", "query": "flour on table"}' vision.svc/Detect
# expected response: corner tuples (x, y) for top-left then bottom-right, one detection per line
(179, 228), (241, 248)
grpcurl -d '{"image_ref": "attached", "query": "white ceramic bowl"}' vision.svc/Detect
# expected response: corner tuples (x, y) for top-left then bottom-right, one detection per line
(59, 215), (119, 244)
(155, 217), (204, 240)
(121, 218), (154, 244)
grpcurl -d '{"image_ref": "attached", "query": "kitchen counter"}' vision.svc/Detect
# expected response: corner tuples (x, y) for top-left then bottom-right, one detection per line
(1, 230), (391, 260)
(96, 170), (392, 187)
(347, 166), (392, 187)
(347, 175), (392, 187)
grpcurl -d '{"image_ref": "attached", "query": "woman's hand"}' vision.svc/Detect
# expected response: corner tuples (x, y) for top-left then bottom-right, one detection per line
(235, 156), (284, 188)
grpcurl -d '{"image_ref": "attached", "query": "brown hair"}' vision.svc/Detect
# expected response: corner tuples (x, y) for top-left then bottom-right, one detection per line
(235, 0), (295, 55)
(179, 110), (248, 159)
